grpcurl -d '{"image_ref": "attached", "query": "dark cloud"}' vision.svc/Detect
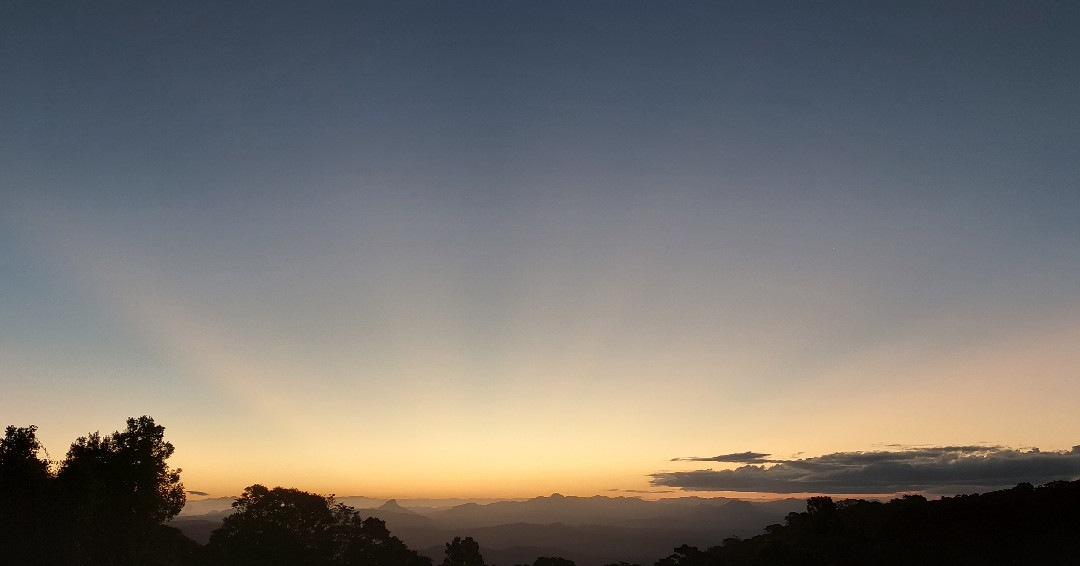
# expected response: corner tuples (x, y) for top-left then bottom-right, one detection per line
(186, 490), (210, 496)
(671, 451), (776, 463)
(652, 446), (1080, 494)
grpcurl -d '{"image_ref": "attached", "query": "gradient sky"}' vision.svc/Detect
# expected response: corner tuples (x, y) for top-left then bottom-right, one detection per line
(2, 1), (1079, 499)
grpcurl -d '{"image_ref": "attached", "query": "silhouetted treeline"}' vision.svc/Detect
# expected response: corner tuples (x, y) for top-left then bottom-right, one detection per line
(651, 481), (1080, 566)
(0, 417), (194, 565)
(2, 418), (516, 565)
(5, 418), (1080, 566)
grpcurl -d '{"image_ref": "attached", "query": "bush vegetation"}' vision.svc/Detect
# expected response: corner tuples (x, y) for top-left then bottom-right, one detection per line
(3, 418), (1079, 565)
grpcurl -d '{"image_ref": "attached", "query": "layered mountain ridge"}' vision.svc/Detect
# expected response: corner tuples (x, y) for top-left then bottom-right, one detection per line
(172, 493), (803, 565)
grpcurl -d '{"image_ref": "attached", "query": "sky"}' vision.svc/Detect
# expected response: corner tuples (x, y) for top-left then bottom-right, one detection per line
(2, 1), (1079, 500)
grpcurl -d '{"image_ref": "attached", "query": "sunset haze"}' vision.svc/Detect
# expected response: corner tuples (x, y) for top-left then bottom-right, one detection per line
(2, 1), (1079, 500)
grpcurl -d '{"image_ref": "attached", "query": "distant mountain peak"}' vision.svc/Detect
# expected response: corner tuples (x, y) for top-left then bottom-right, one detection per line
(377, 499), (415, 514)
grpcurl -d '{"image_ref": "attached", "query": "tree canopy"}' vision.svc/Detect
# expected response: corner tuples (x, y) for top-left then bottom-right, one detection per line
(533, 558), (577, 566)
(5, 416), (1080, 566)
(1, 416), (193, 565)
(204, 484), (431, 566)
(442, 535), (486, 566)
(653, 480), (1080, 565)
(0, 425), (54, 564)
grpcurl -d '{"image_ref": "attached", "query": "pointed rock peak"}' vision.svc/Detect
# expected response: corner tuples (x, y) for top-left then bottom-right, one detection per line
(378, 499), (414, 513)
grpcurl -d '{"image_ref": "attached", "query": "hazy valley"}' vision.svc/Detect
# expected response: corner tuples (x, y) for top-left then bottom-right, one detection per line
(172, 494), (804, 566)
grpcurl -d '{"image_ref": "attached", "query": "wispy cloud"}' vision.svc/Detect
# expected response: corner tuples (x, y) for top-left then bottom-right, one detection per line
(186, 490), (210, 496)
(652, 446), (1080, 494)
(671, 451), (777, 463)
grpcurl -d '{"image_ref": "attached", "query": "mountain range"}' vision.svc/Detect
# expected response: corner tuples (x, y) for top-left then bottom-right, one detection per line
(171, 494), (804, 566)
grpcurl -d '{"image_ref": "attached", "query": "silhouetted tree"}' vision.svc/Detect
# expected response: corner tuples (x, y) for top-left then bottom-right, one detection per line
(334, 512), (430, 566)
(55, 415), (190, 565)
(803, 496), (836, 518)
(652, 544), (721, 566)
(0, 425), (54, 564)
(534, 557), (576, 566)
(205, 485), (336, 565)
(442, 535), (486, 566)
(1, 417), (195, 565)
(204, 484), (430, 566)
(655, 545), (712, 566)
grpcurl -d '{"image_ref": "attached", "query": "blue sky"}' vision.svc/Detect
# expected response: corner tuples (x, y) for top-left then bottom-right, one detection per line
(2, 1), (1079, 497)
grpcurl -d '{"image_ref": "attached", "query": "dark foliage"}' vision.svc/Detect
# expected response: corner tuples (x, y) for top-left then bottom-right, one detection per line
(1, 418), (438, 566)
(442, 535), (487, 566)
(653, 480), (1080, 566)
(655, 544), (714, 566)
(201, 484), (431, 566)
(6, 417), (1080, 566)
(0, 425), (53, 564)
(533, 558), (577, 566)
(0, 416), (194, 565)
(58, 416), (189, 564)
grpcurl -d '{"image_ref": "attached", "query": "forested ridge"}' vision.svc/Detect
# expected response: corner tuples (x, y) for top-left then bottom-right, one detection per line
(3, 418), (1078, 565)
(652, 480), (1080, 566)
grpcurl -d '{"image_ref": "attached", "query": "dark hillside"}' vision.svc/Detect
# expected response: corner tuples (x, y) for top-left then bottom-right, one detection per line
(667, 480), (1080, 566)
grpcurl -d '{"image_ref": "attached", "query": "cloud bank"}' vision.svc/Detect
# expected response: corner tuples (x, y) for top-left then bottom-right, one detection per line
(652, 446), (1080, 494)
